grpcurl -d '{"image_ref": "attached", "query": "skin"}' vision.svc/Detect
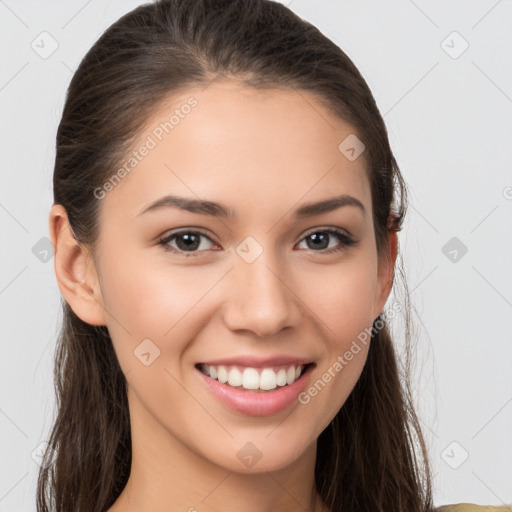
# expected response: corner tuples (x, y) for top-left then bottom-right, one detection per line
(49, 79), (397, 512)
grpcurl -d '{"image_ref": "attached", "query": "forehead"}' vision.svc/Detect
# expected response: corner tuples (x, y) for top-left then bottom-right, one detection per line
(99, 80), (371, 223)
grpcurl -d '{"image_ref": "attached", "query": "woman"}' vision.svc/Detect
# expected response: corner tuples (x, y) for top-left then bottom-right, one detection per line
(39, 0), (511, 511)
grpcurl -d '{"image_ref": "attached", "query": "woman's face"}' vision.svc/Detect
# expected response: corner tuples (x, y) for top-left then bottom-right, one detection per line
(79, 80), (394, 473)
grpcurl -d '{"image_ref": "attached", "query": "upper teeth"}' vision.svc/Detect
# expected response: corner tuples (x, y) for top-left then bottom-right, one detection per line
(199, 363), (305, 390)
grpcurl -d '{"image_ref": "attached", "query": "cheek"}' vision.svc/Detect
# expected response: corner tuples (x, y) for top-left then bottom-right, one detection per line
(100, 248), (203, 329)
(298, 253), (378, 343)
(295, 261), (376, 431)
(97, 250), (218, 366)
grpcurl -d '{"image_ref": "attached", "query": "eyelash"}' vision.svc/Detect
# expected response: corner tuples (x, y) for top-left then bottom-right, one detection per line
(157, 228), (357, 258)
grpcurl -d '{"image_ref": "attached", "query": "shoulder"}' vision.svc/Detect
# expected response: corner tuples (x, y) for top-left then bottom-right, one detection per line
(436, 504), (512, 512)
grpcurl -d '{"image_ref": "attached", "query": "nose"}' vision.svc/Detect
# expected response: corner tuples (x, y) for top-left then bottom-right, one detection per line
(222, 254), (302, 337)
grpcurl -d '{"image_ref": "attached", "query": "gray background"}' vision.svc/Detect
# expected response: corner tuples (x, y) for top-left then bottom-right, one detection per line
(1, 0), (511, 509)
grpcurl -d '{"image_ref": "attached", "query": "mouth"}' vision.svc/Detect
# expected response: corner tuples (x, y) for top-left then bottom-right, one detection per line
(194, 362), (315, 392)
(194, 361), (316, 416)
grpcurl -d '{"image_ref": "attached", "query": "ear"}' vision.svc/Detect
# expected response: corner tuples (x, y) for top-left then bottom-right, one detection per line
(373, 227), (398, 320)
(48, 204), (107, 326)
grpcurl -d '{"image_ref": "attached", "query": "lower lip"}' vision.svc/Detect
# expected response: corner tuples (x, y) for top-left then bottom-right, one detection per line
(196, 364), (315, 417)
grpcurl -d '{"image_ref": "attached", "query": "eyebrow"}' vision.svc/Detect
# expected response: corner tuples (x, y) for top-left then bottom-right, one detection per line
(137, 193), (365, 219)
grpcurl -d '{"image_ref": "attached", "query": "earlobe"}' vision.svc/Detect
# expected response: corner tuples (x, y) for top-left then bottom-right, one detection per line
(48, 204), (107, 326)
(373, 229), (398, 320)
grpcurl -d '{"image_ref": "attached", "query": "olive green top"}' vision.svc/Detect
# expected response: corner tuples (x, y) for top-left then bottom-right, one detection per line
(436, 504), (512, 512)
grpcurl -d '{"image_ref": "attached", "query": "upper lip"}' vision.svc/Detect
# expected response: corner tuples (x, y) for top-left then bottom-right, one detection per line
(197, 355), (314, 368)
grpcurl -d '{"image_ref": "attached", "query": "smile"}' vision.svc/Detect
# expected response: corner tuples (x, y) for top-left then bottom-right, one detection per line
(197, 362), (311, 391)
(195, 362), (316, 416)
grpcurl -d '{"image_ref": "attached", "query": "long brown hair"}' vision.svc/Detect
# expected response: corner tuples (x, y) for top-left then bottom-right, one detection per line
(38, 0), (434, 510)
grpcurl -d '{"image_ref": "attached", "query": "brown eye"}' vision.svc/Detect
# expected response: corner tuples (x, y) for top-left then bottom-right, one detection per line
(158, 230), (216, 257)
(297, 229), (356, 254)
